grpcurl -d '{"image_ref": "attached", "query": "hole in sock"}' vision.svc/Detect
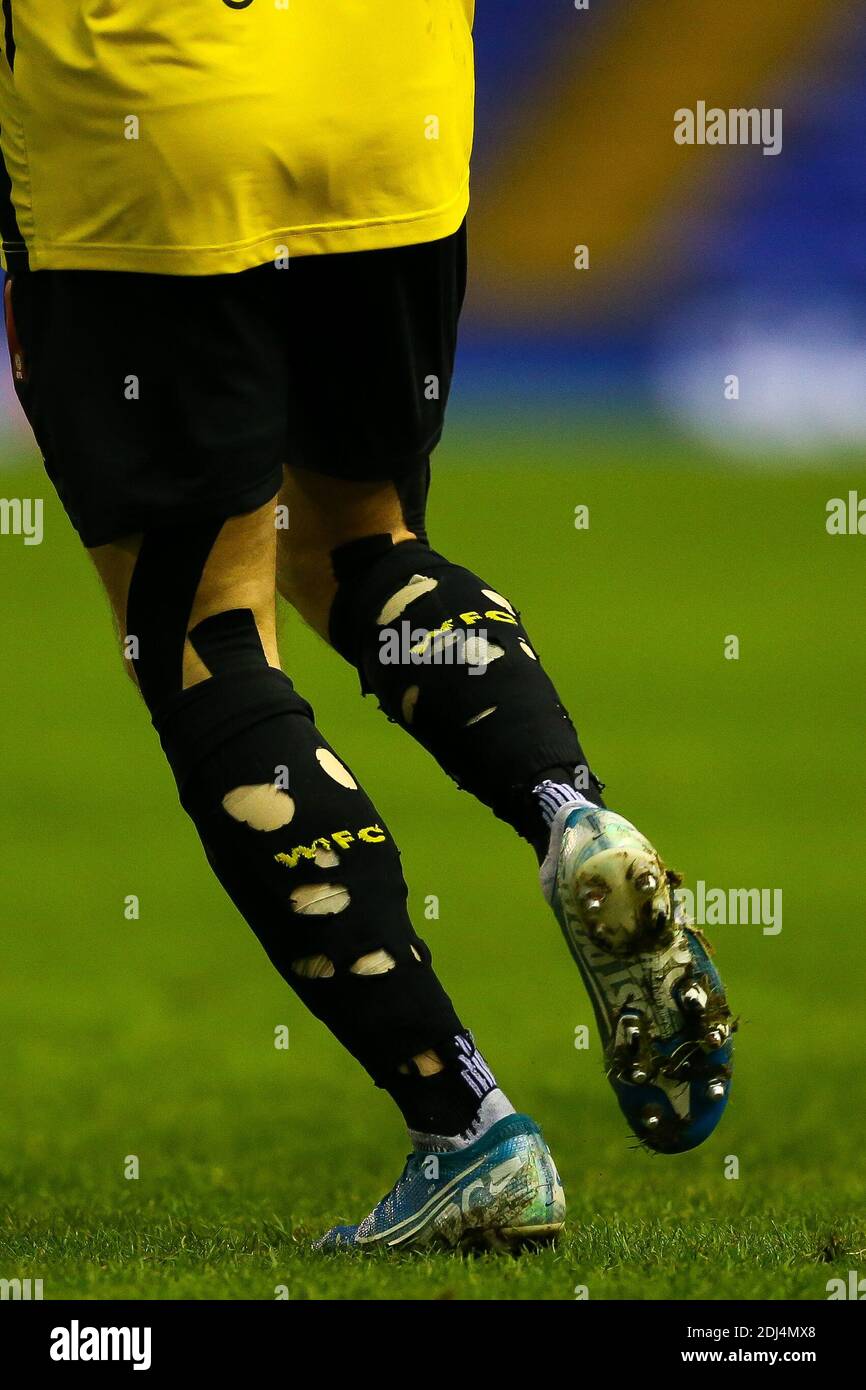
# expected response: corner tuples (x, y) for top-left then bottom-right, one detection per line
(222, 784), (296, 831)
(350, 949), (396, 976)
(314, 846), (340, 868)
(290, 882), (351, 915)
(411, 1049), (445, 1076)
(463, 636), (505, 668)
(401, 685), (420, 724)
(519, 640), (537, 660)
(481, 589), (515, 615)
(292, 954), (335, 979)
(376, 575), (439, 625)
(464, 706), (497, 726)
(315, 748), (357, 789)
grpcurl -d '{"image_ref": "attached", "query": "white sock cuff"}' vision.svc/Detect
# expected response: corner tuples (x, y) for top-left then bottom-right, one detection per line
(409, 1089), (516, 1153)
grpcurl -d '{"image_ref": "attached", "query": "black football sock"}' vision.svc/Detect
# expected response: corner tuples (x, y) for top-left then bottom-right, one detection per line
(329, 538), (605, 859)
(123, 521), (511, 1139)
(389, 1031), (515, 1153)
(147, 608), (489, 1127)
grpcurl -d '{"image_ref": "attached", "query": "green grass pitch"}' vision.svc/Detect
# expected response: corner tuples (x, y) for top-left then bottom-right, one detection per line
(1, 419), (863, 1300)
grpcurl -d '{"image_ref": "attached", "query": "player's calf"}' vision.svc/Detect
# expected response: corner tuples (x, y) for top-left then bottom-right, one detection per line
(328, 535), (604, 855)
(326, 530), (734, 1153)
(122, 520), (516, 1153)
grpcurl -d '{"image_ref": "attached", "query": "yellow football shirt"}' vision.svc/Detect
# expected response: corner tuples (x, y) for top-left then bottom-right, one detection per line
(0, 1), (474, 274)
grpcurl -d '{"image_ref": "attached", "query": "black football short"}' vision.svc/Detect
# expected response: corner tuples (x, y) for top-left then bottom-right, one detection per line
(4, 223), (466, 548)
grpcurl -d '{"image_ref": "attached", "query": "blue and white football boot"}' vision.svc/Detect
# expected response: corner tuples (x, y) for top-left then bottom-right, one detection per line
(541, 804), (735, 1153)
(315, 1114), (565, 1252)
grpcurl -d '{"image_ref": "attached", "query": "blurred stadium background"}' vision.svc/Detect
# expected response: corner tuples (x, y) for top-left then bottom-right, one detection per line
(462, 0), (866, 455)
(2, 1), (864, 452)
(1, 2), (863, 1300)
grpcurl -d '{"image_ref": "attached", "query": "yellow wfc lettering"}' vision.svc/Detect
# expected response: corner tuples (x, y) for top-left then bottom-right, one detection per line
(274, 826), (387, 870)
(409, 608), (518, 658)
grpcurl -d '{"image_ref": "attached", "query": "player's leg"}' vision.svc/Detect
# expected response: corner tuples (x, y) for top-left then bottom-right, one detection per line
(6, 264), (564, 1251)
(276, 223), (735, 1156)
(89, 503), (484, 1127)
(90, 502), (564, 1250)
(276, 223), (601, 857)
(281, 462), (735, 1156)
